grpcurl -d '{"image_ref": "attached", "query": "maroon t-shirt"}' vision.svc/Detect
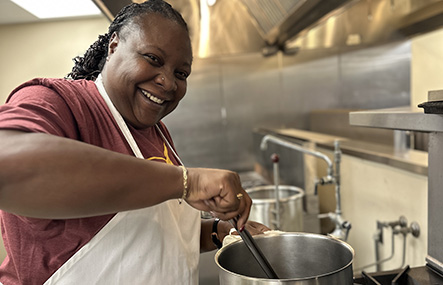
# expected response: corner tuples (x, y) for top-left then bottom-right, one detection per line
(0, 78), (179, 284)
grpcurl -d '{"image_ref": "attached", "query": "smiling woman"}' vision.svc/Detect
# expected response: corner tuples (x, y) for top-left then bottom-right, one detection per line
(0, 1), (263, 284)
(100, 13), (192, 128)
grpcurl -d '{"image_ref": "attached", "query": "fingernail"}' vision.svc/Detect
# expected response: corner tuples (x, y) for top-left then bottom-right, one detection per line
(240, 225), (245, 232)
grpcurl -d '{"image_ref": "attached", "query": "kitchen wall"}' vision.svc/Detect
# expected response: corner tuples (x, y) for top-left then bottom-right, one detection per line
(0, 16), (109, 103)
(322, 148), (428, 272)
(164, 40), (411, 171)
(411, 28), (443, 108)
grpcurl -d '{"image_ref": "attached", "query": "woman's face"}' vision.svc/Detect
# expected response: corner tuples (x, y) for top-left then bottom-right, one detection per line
(102, 13), (192, 129)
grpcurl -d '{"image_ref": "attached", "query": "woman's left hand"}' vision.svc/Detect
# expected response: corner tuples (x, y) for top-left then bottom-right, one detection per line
(218, 220), (270, 240)
(235, 220), (271, 236)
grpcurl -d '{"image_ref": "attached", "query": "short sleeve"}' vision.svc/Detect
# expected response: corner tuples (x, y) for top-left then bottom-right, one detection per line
(0, 85), (79, 138)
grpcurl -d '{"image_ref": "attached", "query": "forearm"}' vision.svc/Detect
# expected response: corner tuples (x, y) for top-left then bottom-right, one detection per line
(0, 130), (184, 218)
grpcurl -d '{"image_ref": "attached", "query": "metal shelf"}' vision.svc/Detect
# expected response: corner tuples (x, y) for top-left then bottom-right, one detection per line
(349, 106), (443, 132)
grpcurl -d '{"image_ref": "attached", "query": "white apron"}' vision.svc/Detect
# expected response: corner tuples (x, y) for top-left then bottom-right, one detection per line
(44, 75), (201, 285)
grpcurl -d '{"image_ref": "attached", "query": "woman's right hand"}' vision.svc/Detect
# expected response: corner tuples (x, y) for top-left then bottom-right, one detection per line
(185, 168), (252, 229)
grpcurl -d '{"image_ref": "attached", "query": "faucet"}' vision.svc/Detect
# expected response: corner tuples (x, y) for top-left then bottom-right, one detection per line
(260, 134), (351, 241)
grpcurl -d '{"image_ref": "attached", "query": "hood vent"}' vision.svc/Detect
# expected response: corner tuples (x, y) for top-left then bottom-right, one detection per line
(240, 0), (351, 47)
(240, 0), (307, 42)
(94, 0), (443, 59)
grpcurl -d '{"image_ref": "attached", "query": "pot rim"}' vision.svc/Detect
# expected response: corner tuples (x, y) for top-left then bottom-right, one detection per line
(246, 185), (305, 204)
(215, 232), (355, 281)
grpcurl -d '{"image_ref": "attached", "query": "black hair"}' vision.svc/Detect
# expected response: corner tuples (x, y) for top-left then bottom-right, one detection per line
(66, 0), (189, 80)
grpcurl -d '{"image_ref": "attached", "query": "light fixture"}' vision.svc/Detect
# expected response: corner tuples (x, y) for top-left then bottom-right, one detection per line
(206, 0), (216, 6)
(10, 0), (101, 19)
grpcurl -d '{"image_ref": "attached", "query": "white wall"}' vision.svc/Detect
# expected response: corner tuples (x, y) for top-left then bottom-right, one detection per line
(411, 28), (443, 109)
(0, 17), (109, 104)
(334, 26), (443, 273)
(338, 152), (427, 272)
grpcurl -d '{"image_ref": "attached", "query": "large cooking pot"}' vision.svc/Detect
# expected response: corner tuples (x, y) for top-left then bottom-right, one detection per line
(215, 232), (354, 284)
(246, 185), (304, 231)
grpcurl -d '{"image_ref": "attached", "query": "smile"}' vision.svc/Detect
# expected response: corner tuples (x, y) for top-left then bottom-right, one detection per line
(141, 89), (165, 104)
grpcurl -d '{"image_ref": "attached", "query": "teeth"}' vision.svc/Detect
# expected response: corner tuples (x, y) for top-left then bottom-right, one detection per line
(141, 90), (164, 104)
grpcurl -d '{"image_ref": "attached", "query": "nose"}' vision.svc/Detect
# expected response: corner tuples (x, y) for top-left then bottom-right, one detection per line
(156, 73), (177, 92)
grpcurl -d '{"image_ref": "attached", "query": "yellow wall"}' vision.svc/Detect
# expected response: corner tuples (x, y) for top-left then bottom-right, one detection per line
(0, 16), (109, 104)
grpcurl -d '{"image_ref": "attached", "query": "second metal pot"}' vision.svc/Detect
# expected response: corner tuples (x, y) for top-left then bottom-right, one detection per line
(246, 185), (304, 231)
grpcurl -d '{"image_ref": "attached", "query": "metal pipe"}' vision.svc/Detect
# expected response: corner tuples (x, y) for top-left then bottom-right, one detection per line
(400, 234), (407, 268)
(356, 230), (397, 272)
(358, 218), (419, 272)
(261, 135), (351, 240)
(393, 221), (420, 269)
(374, 229), (381, 272)
(260, 135), (334, 176)
(271, 154), (281, 230)
(334, 140), (342, 216)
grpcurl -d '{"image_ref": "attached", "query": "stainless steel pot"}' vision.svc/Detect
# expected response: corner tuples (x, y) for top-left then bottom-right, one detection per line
(215, 232), (354, 284)
(246, 185), (304, 231)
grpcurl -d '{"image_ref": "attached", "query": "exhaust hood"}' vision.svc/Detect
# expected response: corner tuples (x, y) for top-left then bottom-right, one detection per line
(93, 0), (443, 59)
(239, 0), (351, 47)
(93, 0), (352, 57)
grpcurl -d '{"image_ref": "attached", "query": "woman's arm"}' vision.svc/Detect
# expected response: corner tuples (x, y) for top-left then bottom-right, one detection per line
(0, 130), (251, 226)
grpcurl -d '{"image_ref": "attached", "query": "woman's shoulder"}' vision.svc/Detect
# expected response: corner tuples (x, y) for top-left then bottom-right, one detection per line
(7, 77), (97, 102)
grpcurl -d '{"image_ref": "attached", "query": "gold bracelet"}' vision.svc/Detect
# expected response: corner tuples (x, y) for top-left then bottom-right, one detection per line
(178, 165), (188, 204)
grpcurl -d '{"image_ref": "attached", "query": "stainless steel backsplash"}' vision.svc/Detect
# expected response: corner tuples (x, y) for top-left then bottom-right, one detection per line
(163, 40), (411, 171)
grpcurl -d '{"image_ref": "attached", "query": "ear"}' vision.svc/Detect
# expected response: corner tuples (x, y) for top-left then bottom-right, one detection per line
(108, 32), (120, 56)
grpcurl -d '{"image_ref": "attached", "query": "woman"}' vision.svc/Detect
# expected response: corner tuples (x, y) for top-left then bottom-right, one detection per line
(0, 1), (266, 284)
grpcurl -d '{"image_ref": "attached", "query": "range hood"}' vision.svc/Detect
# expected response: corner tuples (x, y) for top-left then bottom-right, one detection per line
(93, 0), (443, 58)
(93, 0), (353, 57)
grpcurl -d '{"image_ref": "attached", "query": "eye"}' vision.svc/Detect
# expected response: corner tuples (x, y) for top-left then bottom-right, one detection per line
(144, 54), (162, 66)
(175, 70), (189, 80)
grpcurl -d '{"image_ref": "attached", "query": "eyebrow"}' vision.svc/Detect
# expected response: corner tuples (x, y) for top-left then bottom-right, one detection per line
(146, 44), (192, 69)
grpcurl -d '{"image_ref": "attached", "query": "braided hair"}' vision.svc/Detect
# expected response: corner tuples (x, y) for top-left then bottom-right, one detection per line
(66, 0), (189, 81)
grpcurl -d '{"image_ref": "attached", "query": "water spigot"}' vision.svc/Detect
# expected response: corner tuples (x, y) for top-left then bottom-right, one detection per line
(314, 175), (335, 195)
(393, 222), (420, 238)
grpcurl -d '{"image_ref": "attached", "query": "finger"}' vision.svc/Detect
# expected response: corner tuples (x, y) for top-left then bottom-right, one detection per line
(205, 193), (241, 214)
(209, 209), (241, 222)
(235, 194), (251, 229)
(245, 221), (271, 234)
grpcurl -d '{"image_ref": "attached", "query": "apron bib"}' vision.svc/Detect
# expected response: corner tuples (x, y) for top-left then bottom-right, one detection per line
(44, 75), (200, 284)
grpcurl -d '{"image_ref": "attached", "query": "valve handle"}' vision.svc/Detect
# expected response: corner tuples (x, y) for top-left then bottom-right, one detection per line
(271, 153), (279, 163)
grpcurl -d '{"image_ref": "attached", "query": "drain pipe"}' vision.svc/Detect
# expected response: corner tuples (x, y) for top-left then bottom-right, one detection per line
(357, 217), (419, 272)
(329, 140), (352, 240)
(393, 221), (420, 268)
(271, 153), (281, 230)
(356, 232), (398, 272)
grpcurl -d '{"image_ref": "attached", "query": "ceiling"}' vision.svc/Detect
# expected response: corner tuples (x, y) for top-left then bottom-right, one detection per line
(0, 0), (105, 25)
